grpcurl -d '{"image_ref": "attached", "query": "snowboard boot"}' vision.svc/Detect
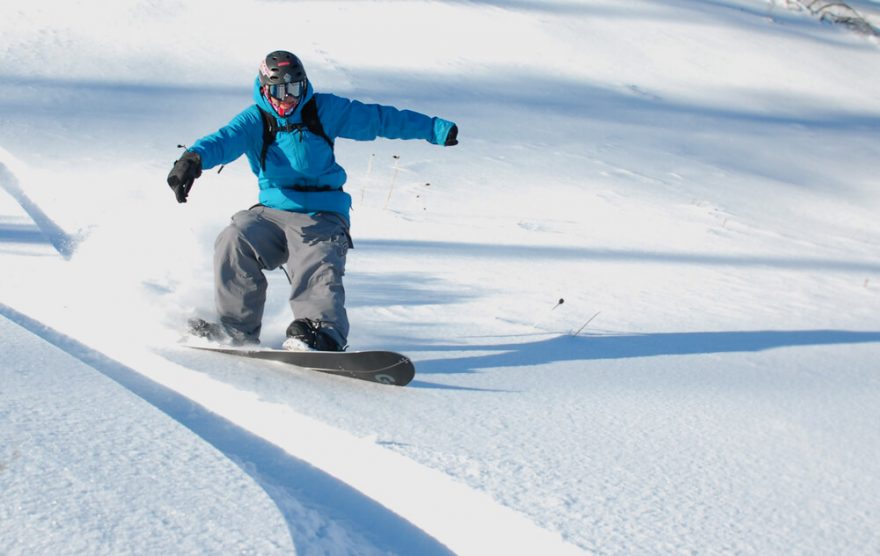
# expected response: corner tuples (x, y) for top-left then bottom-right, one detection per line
(186, 318), (256, 347)
(282, 318), (344, 352)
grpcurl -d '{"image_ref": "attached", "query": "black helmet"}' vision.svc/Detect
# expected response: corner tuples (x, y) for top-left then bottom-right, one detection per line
(259, 50), (307, 86)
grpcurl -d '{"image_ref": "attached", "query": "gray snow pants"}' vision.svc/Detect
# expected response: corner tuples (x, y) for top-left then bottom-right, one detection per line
(213, 206), (350, 346)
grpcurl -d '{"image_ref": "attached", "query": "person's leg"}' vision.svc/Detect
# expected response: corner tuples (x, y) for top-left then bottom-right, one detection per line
(213, 207), (288, 343)
(283, 211), (350, 348)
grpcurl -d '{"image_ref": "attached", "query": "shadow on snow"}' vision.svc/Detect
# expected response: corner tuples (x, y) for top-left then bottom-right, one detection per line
(0, 221), (49, 244)
(0, 163), (76, 259)
(0, 303), (453, 556)
(355, 238), (880, 274)
(409, 329), (880, 374)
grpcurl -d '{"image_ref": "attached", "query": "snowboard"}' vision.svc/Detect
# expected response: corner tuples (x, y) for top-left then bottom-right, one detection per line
(187, 345), (415, 386)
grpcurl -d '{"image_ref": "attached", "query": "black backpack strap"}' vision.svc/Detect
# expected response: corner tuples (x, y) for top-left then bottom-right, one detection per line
(257, 107), (277, 171)
(257, 98), (332, 171)
(301, 97), (334, 150)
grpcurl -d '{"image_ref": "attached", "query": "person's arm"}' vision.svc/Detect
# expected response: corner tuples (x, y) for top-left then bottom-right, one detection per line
(317, 93), (458, 146)
(166, 107), (262, 203)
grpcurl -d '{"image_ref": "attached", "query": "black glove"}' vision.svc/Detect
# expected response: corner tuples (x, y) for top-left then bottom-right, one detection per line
(445, 124), (459, 146)
(166, 150), (202, 203)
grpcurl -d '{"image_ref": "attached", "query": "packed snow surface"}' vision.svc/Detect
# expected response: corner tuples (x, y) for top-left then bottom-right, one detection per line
(2, 0), (879, 554)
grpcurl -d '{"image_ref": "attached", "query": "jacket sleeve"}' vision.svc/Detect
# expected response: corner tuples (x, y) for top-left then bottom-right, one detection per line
(318, 94), (455, 145)
(188, 107), (262, 170)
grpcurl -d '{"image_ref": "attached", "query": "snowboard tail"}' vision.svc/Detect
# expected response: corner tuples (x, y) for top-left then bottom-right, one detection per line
(188, 345), (415, 386)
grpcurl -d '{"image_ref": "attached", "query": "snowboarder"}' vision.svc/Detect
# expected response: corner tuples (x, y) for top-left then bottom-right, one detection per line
(167, 50), (458, 351)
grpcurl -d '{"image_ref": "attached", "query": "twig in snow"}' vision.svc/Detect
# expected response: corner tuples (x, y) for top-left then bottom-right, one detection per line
(571, 311), (601, 337)
(383, 155), (401, 209)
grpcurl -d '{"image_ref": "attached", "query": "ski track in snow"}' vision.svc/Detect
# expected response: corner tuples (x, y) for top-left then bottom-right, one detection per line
(0, 310), (296, 555)
(0, 302), (581, 555)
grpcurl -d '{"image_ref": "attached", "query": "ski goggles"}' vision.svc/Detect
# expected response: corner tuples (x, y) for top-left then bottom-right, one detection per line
(266, 81), (305, 101)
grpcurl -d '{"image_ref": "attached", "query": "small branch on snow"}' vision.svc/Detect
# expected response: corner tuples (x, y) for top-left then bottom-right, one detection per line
(383, 155), (401, 210)
(571, 311), (601, 337)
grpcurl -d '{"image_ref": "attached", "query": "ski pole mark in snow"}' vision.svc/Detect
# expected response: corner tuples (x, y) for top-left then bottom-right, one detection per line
(0, 161), (75, 259)
(0, 302), (454, 555)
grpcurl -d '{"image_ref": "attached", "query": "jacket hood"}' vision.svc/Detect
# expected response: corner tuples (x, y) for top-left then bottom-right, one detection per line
(252, 76), (314, 122)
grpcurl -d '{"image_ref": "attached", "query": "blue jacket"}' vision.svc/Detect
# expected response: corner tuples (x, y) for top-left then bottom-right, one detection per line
(189, 78), (456, 222)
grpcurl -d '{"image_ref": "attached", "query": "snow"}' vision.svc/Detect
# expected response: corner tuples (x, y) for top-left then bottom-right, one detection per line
(2, 0), (880, 553)
(0, 312), (293, 554)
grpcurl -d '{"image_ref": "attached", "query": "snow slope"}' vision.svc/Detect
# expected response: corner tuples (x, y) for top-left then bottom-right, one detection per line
(2, 0), (880, 553)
